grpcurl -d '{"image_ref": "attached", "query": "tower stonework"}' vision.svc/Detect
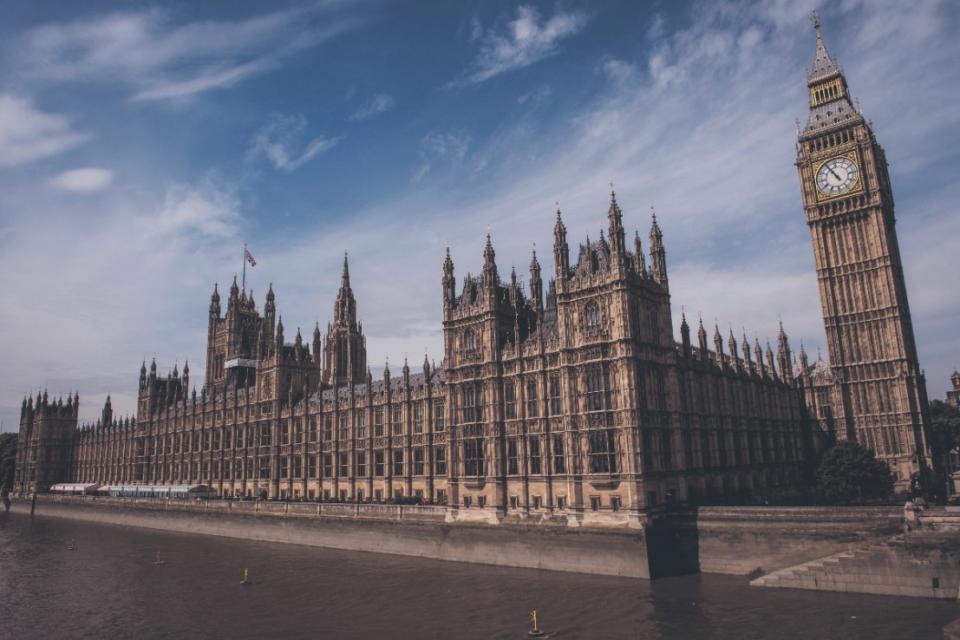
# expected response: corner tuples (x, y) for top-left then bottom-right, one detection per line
(795, 13), (930, 483)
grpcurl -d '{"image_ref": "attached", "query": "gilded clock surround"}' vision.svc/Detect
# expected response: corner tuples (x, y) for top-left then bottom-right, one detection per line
(812, 150), (863, 202)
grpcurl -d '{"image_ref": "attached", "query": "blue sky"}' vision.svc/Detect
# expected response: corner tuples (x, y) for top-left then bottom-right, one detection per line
(1, 0), (958, 430)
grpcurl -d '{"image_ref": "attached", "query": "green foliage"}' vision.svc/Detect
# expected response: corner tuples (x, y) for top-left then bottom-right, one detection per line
(0, 432), (16, 490)
(815, 440), (894, 505)
(929, 400), (960, 458)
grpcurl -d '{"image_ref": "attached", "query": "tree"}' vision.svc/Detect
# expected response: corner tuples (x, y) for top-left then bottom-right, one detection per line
(0, 432), (16, 490)
(815, 441), (894, 505)
(927, 400), (960, 500)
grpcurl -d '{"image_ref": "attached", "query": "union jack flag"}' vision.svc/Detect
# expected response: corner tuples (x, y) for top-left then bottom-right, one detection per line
(244, 248), (256, 267)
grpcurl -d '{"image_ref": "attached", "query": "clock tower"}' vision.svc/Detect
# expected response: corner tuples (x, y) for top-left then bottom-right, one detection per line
(796, 11), (930, 484)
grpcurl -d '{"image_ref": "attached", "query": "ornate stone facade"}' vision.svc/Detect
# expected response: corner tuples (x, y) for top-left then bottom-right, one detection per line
(14, 197), (807, 519)
(793, 13), (931, 486)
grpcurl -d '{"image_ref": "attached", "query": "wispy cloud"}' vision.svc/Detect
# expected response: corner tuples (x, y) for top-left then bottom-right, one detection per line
(450, 6), (588, 86)
(0, 95), (89, 168)
(348, 94), (396, 121)
(597, 57), (635, 84)
(248, 114), (342, 173)
(49, 167), (114, 193)
(12, 5), (360, 103)
(413, 130), (471, 181)
(153, 180), (241, 238)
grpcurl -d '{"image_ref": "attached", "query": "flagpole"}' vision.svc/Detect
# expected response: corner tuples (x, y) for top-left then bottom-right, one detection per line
(242, 243), (247, 294)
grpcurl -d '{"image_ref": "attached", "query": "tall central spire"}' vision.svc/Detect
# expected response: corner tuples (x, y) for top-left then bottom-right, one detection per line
(334, 251), (357, 327)
(808, 9), (840, 84)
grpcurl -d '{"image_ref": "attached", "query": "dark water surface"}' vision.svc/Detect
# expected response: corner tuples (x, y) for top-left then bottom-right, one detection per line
(0, 512), (956, 639)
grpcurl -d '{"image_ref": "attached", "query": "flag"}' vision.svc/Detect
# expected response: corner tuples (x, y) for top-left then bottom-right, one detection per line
(244, 248), (256, 267)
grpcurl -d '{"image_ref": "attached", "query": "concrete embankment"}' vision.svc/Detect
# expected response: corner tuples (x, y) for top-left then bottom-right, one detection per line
(18, 496), (958, 597)
(748, 507), (960, 600)
(11, 496), (652, 578)
(685, 505), (903, 576)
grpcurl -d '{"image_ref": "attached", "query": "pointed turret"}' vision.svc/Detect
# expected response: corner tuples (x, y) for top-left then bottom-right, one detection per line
(210, 283), (221, 316)
(607, 189), (627, 271)
(714, 323), (725, 367)
(648, 207), (668, 290)
(777, 322), (794, 383)
(265, 283), (276, 319)
(634, 230), (647, 278)
(442, 247), (456, 308)
(482, 234), (498, 290)
(680, 311), (691, 357)
(230, 275), (240, 300)
(553, 207), (569, 281)
(754, 336), (765, 376)
(275, 316), (285, 350)
(529, 249), (543, 312)
(728, 330), (738, 368)
(334, 252), (358, 328)
(697, 316), (708, 354)
(742, 331), (753, 373)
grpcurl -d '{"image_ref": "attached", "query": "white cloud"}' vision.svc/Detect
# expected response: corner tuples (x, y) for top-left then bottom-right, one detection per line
(450, 6), (588, 86)
(153, 180), (241, 238)
(249, 114), (342, 173)
(413, 130), (471, 181)
(597, 57), (635, 84)
(0, 177), (241, 428)
(517, 84), (552, 105)
(49, 167), (114, 193)
(0, 95), (89, 168)
(348, 94), (396, 121)
(12, 6), (359, 103)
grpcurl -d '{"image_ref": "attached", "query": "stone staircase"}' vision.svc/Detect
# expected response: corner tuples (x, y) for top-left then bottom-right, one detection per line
(749, 538), (960, 599)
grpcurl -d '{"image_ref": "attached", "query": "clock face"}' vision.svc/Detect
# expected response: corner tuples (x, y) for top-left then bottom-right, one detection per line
(816, 156), (859, 197)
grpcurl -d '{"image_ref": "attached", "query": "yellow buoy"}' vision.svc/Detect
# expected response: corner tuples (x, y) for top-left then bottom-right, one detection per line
(528, 609), (547, 638)
(241, 567), (251, 585)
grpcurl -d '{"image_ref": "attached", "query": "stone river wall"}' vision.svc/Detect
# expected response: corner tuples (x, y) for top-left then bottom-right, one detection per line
(17, 496), (954, 596)
(10, 496), (652, 578)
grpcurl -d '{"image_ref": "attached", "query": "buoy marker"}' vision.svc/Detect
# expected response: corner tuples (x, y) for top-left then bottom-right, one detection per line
(153, 551), (165, 565)
(241, 567), (251, 585)
(528, 609), (548, 638)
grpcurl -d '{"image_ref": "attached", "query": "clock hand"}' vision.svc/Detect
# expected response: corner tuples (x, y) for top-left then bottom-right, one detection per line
(827, 165), (842, 181)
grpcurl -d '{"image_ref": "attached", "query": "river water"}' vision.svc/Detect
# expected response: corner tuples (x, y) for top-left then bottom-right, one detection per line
(0, 512), (956, 639)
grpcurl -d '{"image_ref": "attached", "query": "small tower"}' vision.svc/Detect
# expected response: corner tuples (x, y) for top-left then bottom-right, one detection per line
(648, 207), (668, 290)
(553, 208), (570, 283)
(529, 250), (543, 313)
(443, 247), (456, 308)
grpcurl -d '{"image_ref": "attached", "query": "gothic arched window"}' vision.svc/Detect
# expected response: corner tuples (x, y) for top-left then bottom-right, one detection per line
(585, 364), (606, 411)
(463, 328), (477, 352)
(584, 301), (601, 333)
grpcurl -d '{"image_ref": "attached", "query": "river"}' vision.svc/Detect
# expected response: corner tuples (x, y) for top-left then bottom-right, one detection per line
(0, 511), (956, 639)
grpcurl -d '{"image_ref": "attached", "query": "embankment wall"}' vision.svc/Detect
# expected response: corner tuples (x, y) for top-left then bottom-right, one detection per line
(11, 497), (651, 578)
(687, 506), (903, 576)
(13, 498), (917, 582)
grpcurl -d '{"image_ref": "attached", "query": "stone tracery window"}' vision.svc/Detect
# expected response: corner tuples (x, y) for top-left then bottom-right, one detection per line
(584, 301), (601, 333)
(585, 364), (606, 412)
(588, 429), (618, 474)
(463, 328), (477, 352)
